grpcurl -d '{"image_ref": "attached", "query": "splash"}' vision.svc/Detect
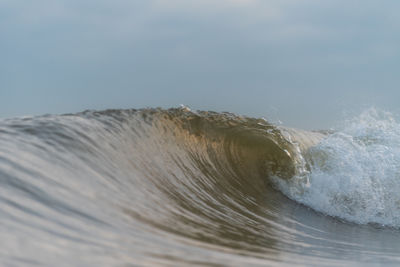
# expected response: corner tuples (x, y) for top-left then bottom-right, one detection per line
(274, 108), (400, 227)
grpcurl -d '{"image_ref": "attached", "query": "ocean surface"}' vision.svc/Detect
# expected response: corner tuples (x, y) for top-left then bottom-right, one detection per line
(1, 107), (400, 266)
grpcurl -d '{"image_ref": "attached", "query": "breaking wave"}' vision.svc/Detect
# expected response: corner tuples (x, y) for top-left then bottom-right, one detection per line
(1, 107), (400, 266)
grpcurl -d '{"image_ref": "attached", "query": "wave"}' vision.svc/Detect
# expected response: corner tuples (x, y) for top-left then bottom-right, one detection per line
(0, 107), (400, 265)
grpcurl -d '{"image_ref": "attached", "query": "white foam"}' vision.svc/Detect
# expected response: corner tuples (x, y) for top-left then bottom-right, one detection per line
(274, 108), (400, 227)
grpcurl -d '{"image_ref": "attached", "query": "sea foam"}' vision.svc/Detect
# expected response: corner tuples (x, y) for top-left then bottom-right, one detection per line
(275, 108), (400, 227)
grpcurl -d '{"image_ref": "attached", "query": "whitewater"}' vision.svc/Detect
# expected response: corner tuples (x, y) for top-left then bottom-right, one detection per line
(1, 107), (400, 266)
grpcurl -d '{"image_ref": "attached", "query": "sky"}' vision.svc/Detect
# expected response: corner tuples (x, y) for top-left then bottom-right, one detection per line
(1, 0), (400, 129)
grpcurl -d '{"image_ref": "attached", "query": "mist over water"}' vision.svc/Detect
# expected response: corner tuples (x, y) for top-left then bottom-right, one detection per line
(0, 107), (400, 266)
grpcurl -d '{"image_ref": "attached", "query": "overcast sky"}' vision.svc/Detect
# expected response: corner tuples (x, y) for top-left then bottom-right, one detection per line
(1, 0), (400, 128)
